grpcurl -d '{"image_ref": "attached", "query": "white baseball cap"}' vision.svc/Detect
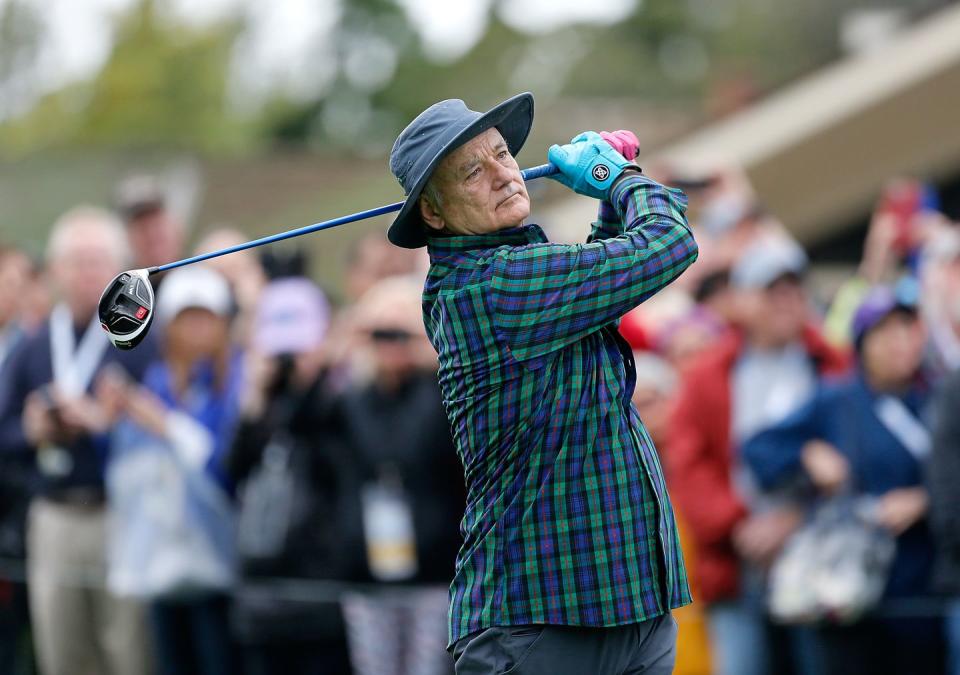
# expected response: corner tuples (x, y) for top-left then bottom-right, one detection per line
(731, 236), (808, 290)
(156, 266), (232, 326)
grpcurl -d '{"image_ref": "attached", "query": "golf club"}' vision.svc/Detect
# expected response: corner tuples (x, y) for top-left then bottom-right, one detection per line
(98, 162), (558, 350)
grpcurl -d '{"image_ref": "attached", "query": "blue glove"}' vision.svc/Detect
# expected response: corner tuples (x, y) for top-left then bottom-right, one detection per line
(547, 131), (638, 200)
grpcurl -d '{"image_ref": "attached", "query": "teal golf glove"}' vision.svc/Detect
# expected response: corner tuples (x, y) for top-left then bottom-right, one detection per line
(547, 131), (638, 200)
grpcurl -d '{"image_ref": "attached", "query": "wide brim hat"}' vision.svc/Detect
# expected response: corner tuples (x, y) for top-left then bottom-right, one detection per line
(388, 92), (534, 249)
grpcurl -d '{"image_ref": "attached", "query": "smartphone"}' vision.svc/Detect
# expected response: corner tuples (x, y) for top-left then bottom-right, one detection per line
(38, 385), (62, 419)
(879, 180), (938, 255)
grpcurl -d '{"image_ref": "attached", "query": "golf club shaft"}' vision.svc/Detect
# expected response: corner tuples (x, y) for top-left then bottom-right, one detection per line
(150, 163), (558, 275)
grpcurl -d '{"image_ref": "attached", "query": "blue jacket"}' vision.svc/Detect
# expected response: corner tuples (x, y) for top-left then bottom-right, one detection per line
(112, 352), (244, 494)
(105, 351), (244, 598)
(742, 372), (934, 598)
(0, 319), (157, 497)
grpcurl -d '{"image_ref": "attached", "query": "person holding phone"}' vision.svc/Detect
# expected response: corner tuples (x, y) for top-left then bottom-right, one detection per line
(97, 265), (243, 675)
(0, 207), (156, 675)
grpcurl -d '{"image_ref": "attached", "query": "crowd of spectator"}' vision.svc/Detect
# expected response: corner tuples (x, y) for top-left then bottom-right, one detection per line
(0, 165), (959, 675)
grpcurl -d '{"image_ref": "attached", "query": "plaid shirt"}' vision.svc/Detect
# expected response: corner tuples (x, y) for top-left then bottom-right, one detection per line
(423, 173), (697, 646)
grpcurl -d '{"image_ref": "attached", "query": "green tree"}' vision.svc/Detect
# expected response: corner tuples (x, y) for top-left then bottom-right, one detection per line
(0, 0), (44, 121)
(0, 0), (249, 155)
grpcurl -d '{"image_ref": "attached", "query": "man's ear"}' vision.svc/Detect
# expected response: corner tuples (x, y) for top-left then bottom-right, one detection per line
(419, 196), (445, 232)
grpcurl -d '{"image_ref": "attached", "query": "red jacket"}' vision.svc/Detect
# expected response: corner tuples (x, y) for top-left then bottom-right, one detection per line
(666, 327), (849, 604)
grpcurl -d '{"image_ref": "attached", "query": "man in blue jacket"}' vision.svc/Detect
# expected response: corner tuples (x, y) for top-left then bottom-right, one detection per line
(0, 207), (156, 675)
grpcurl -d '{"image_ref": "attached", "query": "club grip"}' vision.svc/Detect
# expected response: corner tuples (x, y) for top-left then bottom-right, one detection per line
(520, 163), (558, 181)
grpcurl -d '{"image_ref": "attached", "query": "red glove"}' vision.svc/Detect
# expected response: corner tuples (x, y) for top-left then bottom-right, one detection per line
(600, 130), (640, 161)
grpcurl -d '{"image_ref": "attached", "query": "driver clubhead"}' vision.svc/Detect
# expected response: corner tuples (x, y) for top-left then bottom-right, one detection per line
(98, 269), (155, 350)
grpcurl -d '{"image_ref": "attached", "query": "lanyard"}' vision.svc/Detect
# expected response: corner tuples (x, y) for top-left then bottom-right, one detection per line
(0, 324), (19, 370)
(49, 304), (109, 397)
(874, 395), (931, 462)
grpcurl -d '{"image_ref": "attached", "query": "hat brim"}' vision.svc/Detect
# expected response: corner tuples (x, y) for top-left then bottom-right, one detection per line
(387, 92), (534, 249)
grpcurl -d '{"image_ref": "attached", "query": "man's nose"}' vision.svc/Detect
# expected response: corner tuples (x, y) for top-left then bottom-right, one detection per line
(490, 159), (514, 188)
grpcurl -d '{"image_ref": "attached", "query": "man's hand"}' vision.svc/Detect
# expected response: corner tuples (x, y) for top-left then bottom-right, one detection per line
(547, 131), (638, 201)
(599, 130), (640, 161)
(876, 487), (928, 536)
(54, 393), (111, 436)
(733, 508), (803, 567)
(801, 440), (849, 495)
(23, 390), (63, 447)
(240, 350), (278, 418)
(124, 388), (170, 438)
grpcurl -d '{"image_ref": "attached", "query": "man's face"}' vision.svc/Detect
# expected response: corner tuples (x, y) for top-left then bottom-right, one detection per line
(127, 208), (184, 269)
(0, 252), (30, 327)
(52, 225), (125, 320)
(862, 311), (925, 385)
(420, 128), (530, 236)
(738, 275), (808, 347)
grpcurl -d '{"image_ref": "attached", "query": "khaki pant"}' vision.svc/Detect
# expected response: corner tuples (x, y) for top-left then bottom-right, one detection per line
(28, 498), (153, 675)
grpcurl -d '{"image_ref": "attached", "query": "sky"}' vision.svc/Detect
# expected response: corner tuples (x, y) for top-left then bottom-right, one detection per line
(0, 0), (639, 116)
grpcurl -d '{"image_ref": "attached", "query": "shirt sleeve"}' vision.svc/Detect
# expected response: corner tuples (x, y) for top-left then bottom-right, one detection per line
(0, 341), (33, 454)
(588, 198), (623, 242)
(488, 173), (698, 361)
(741, 388), (830, 490)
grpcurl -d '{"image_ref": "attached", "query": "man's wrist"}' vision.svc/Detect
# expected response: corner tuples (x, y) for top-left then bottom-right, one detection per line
(609, 168), (647, 205)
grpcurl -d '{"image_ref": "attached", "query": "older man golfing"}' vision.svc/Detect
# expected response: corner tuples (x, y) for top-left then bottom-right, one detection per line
(388, 92), (698, 675)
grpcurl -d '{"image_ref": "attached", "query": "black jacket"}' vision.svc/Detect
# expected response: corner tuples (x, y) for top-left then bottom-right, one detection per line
(930, 369), (960, 593)
(334, 370), (465, 585)
(0, 318), (156, 498)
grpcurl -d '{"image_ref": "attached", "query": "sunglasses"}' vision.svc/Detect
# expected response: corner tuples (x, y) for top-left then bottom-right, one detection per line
(369, 328), (414, 343)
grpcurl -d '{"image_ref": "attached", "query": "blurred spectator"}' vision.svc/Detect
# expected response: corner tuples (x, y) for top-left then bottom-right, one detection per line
(17, 254), (52, 334)
(667, 236), (849, 675)
(825, 182), (947, 351)
(116, 174), (186, 290)
(193, 227), (268, 343)
(744, 284), (943, 675)
(226, 276), (356, 675)
(333, 275), (462, 675)
(344, 232), (423, 302)
(0, 243), (36, 674)
(631, 352), (714, 675)
(920, 225), (960, 375)
(631, 351), (678, 449)
(930, 334), (960, 675)
(0, 207), (155, 675)
(0, 245), (31, 369)
(98, 266), (242, 675)
(693, 267), (738, 327)
(654, 307), (728, 369)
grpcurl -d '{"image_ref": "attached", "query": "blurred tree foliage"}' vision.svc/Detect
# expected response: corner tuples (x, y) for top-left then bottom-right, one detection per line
(77, 0), (246, 150)
(0, 0), (247, 156)
(0, 0), (949, 158)
(0, 0), (44, 122)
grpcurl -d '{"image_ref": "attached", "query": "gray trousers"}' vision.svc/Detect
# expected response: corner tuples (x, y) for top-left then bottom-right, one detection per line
(28, 498), (153, 675)
(451, 613), (677, 675)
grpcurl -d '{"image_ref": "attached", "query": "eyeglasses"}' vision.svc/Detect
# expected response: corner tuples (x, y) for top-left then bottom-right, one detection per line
(369, 328), (414, 343)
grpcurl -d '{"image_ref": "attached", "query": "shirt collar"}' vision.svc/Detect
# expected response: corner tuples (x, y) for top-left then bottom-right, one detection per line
(427, 224), (547, 262)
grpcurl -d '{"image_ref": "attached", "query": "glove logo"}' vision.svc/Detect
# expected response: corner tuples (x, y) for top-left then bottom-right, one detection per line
(592, 164), (610, 182)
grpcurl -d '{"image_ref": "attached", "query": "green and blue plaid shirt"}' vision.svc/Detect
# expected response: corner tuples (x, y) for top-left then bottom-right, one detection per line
(423, 173), (697, 646)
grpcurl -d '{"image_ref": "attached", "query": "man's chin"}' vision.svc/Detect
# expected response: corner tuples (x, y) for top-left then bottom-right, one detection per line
(497, 198), (530, 222)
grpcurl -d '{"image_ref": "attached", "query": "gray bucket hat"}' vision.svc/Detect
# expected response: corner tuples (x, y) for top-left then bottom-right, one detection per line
(387, 92), (534, 248)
